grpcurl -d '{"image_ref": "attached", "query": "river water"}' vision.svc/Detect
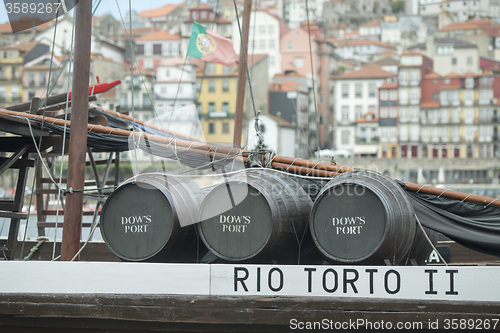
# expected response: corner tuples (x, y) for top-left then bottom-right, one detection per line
(0, 215), (104, 242)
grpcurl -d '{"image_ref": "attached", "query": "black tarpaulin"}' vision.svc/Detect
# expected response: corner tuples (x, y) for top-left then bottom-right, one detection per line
(399, 181), (500, 257)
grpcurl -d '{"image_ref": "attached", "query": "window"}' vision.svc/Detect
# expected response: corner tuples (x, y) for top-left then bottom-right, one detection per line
(269, 40), (275, 49)
(464, 108), (474, 124)
(464, 90), (474, 105)
(466, 145), (473, 157)
(341, 130), (350, 145)
(260, 25), (266, 34)
(452, 108), (461, 123)
(295, 57), (304, 67)
(355, 105), (362, 119)
(136, 44), (144, 55)
(400, 107), (408, 122)
(410, 88), (420, 105)
(287, 41), (293, 49)
(465, 127), (475, 141)
(368, 84), (376, 98)
(399, 71), (408, 85)
(208, 102), (216, 113)
(467, 56), (473, 65)
(441, 109), (449, 123)
(341, 84), (349, 98)
(153, 44), (162, 55)
(410, 107), (419, 122)
(222, 122), (229, 134)
(120, 93), (127, 106)
(208, 122), (215, 134)
(410, 69), (420, 84)
(341, 106), (349, 122)
(222, 102), (229, 113)
(260, 40), (266, 50)
(208, 81), (216, 93)
(390, 89), (397, 100)
(390, 107), (398, 118)
(451, 57), (457, 65)
(28, 72), (35, 86)
(207, 63), (216, 74)
(399, 89), (408, 105)
(380, 89), (388, 100)
(39, 72), (46, 86)
(436, 45), (453, 55)
(355, 84), (362, 98)
(222, 80), (229, 93)
(380, 107), (388, 118)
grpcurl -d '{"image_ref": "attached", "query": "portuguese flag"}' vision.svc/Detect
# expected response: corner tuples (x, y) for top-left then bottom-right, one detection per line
(187, 21), (237, 67)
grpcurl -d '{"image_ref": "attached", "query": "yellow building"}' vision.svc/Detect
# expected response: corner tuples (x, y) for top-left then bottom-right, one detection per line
(194, 54), (269, 146)
(0, 41), (47, 106)
(196, 61), (238, 144)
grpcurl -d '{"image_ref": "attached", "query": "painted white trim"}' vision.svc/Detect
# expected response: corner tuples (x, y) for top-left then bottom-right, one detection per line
(1, 262), (499, 302)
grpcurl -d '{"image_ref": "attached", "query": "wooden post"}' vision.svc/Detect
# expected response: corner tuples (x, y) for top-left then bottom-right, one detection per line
(61, 0), (92, 261)
(233, 0), (252, 148)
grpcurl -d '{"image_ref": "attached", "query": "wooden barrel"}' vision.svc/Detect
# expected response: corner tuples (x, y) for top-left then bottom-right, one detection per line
(197, 170), (315, 263)
(100, 173), (204, 262)
(310, 170), (416, 264)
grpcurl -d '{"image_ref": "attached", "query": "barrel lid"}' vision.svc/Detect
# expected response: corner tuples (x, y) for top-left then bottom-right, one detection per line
(100, 181), (174, 261)
(198, 182), (272, 261)
(310, 182), (388, 261)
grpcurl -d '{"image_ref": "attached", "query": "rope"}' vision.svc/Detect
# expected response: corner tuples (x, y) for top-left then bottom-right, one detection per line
(24, 237), (49, 261)
(415, 214), (448, 266)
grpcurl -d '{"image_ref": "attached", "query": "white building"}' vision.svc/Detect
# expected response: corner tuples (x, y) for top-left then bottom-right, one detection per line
(247, 114), (296, 157)
(232, 9), (285, 79)
(333, 64), (394, 151)
(282, 0), (326, 28)
(380, 16), (429, 53)
(418, 0), (500, 27)
(135, 30), (182, 71)
(154, 57), (197, 115)
(330, 39), (397, 63)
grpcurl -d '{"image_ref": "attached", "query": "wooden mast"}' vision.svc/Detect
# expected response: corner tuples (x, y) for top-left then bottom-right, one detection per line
(61, 0), (93, 261)
(233, 0), (252, 147)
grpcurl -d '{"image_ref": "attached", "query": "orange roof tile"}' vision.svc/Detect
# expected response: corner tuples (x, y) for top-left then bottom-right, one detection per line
(355, 110), (378, 123)
(333, 63), (394, 79)
(421, 101), (440, 108)
(361, 20), (381, 28)
(136, 30), (180, 41)
(462, 72), (476, 78)
(425, 72), (441, 79)
(139, 3), (181, 18)
(379, 82), (397, 89)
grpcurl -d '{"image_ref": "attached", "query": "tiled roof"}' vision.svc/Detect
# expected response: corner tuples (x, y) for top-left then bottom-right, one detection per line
(379, 82), (397, 89)
(136, 30), (180, 41)
(333, 63), (394, 79)
(424, 72), (441, 79)
(139, 3), (181, 18)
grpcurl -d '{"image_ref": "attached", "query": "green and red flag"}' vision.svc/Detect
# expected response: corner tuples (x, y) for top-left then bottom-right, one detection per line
(187, 21), (237, 67)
